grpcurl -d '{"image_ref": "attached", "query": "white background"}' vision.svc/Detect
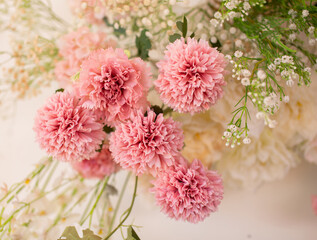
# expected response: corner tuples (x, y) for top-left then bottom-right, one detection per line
(0, 1), (316, 239)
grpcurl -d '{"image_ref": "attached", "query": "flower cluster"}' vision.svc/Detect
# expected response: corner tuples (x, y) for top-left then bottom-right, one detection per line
(109, 108), (224, 222)
(2, 0), (317, 239)
(33, 38), (226, 227)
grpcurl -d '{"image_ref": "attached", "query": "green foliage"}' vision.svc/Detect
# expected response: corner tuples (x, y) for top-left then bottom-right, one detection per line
(126, 226), (141, 240)
(103, 18), (126, 37)
(209, 38), (222, 50)
(176, 16), (188, 38)
(103, 125), (115, 134)
(169, 33), (181, 43)
(135, 29), (152, 60)
(150, 105), (164, 115)
(58, 226), (101, 240)
(55, 88), (64, 93)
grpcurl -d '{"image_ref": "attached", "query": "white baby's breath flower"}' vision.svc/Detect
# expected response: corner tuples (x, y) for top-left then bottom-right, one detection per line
(283, 96), (290, 103)
(289, 23), (296, 30)
(289, 33), (296, 41)
(257, 69), (267, 80)
(268, 63), (276, 71)
(243, 137), (251, 144)
(241, 77), (250, 86)
(214, 11), (222, 19)
(274, 58), (281, 65)
(286, 79), (294, 87)
(234, 50), (243, 58)
(243, 2), (251, 12)
(302, 10), (309, 18)
(308, 26), (315, 34)
(210, 18), (219, 27)
(241, 69), (251, 77)
(309, 38), (316, 46)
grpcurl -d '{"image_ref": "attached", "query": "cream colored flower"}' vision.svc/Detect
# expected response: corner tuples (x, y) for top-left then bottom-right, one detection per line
(216, 129), (299, 189)
(304, 135), (317, 165)
(274, 78), (317, 146)
(174, 111), (225, 168)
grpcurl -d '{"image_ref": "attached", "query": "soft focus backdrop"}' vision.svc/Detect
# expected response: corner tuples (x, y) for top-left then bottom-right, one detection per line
(0, 1), (316, 239)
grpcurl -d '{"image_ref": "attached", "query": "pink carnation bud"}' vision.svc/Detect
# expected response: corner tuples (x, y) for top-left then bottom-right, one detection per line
(151, 156), (224, 223)
(109, 108), (184, 176)
(155, 37), (227, 114)
(71, 142), (119, 179)
(34, 92), (106, 161)
(78, 48), (151, 125)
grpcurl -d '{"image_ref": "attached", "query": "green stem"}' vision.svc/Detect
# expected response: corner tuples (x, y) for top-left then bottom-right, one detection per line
(88, 177), (110, 228)
(108, 172), (131, 233)
(41, 160), (59, 192)
(104, 176), (138, 240)
(79, 181), (102, 225)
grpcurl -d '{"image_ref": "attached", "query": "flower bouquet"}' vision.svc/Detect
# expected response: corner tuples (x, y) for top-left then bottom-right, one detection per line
(0, 0), (317, 239)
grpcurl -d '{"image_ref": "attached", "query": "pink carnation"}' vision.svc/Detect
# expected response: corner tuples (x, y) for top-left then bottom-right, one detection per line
(34, 92), (106, 162)
(79, 48), (151, 125)
(151, 157), (224, 223)
(109, 109), (184, 175)
(155, 37), (227, 114)
(55, 27), (116, 89)
(312, 196), (317, 215)
(71, 143), (119, 179)
(69, 0), (107, 24)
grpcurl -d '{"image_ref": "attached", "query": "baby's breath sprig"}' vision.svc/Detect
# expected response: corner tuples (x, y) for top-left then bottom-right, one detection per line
(220, 0), (317, 146)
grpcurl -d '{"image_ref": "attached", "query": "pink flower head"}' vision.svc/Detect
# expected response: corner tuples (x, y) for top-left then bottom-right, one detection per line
(69, 0), (107, 24)
(79, 48), (151, 125)
(312, 196), (317, 215)
(55, 27), (116, 89)
(155, 37), (227, 114)
(109, 108), (184, 175)
(34, 91), (106, 162)
(71, 142), (119, 179)
(151, 157), (224, 223)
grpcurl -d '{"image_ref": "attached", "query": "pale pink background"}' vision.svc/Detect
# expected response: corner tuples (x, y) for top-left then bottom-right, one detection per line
(0, 1), (316, 239)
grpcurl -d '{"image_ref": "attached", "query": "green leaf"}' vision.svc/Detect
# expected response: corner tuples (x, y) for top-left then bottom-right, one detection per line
(127, 226), (141, 240)
(189, 32), (195, 38)
(169, 33), (181, 43)
(209, 38), (222, 50)
(275, 37), (296, 53)
(71, 71), (80, 82)
(103, 125), (115, 134)
(182, 16), (188, 38)
(55, 88), (64, 93)
(58, 226), (80, 240)
(103, 17), (126, 37)
(135, 29), (152, 60)
(176, 21), (183, 32)
(176, 16), (188, 37)
(150, 105), (164, 115)
(58, 226), (102, 240)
